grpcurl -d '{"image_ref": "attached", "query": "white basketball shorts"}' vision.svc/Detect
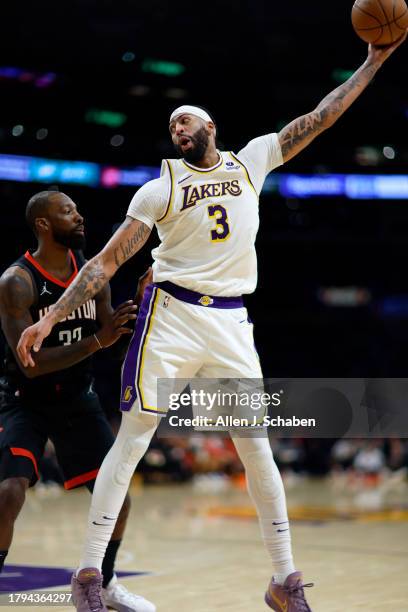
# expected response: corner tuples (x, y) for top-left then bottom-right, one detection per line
(120, 281), (262, 415)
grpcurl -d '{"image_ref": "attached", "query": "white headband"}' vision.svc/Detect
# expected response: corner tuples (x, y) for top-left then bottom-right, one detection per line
(169, 105), (213, 124)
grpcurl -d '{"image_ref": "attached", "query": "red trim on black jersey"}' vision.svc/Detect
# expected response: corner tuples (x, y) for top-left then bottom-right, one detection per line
(64, 468), (99, 490)
(10, 447), (39, 479)
(24, 250), (78, 288)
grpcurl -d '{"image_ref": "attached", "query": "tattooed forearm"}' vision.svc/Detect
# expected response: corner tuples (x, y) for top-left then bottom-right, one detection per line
(49, 256), (108, 324)
(113, 221), (150, 268)
(316, 60), (380, 119)
(46, 219), (151, 325)
(279, 109), (328, 159)
(279, 59), (381, 162)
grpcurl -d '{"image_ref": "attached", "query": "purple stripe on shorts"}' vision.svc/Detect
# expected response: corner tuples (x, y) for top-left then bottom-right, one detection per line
(155, 281), (243, 309)
(120, 284), (156, 412)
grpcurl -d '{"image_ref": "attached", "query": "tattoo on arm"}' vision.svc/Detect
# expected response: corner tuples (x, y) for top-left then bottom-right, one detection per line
(50, 255), (108, 323)
(279, 60), (380, 161)
(315, 61), (379, 117)
(0, 270), (35, 361)
(279, 109), (329, 159)
(1, 272), (34, 314)
(0, 269), (34, 324)
(48, 219), (150, 325)
(113, 221), (150, 268)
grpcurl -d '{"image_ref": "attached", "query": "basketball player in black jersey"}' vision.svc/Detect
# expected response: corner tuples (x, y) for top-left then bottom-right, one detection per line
(0, 191), (156, 612)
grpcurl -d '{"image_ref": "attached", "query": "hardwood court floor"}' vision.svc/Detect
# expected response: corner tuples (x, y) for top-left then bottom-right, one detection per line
(2, 476), (408, 611)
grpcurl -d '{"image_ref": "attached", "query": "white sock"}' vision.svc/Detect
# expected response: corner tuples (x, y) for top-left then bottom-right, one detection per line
(231, 434), (295, 583)
(78, 411), (159, 572)
(259, 517), (294, 584)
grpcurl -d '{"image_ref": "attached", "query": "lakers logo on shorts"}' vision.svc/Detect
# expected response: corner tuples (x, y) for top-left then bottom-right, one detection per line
(199, 295), (214, 307)
(122, 386), (133, 403)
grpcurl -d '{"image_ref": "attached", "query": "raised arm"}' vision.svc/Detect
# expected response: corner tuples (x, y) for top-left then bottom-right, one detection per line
(278, 32), (407, 163)
(17, 216), (151, 366)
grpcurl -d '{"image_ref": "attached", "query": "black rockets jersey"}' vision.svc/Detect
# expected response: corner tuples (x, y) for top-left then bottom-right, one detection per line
(3, 249), (98, 403)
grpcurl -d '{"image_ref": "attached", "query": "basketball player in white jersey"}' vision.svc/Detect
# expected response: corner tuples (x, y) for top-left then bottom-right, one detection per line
(17, 33), (406, 611)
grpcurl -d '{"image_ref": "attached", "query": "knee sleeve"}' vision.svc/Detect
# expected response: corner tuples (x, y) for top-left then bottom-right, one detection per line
(111, 411), (158, 486)
(232, 436), (285, 507)
(113, 436), (148, 485)
(245, 449), (284, 504)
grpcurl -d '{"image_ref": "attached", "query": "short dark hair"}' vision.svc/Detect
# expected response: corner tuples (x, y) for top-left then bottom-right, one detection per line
(25, 190), (60, 235)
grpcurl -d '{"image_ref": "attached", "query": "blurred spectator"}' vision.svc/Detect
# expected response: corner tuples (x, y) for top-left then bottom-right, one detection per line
(384, 438), (408, 471)
(353, 440), (386, 475)
(273, 439), (306, 474)
(331, 439), (358, 471)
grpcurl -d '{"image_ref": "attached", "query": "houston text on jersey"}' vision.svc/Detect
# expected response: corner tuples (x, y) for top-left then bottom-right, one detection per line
(39, 299), (96, 322)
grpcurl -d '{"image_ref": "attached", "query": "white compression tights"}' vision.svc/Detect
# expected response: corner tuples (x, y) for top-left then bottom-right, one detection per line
(78, 411), (159, 572)
(231, 435), (295, 583)
(79, 415), (295, 583)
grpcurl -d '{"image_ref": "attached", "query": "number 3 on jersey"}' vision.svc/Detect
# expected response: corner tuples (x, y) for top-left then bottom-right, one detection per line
(207, 204), (230, 242)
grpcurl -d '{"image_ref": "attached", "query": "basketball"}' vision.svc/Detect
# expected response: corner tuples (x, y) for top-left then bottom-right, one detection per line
(352, 0), (408, 45)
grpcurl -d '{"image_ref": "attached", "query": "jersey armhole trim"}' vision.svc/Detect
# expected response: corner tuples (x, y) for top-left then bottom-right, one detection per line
(157, 160), (174, 223)
(229, 152), (257, 195)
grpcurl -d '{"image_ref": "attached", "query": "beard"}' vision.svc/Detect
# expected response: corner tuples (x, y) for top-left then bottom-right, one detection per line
(174, 126), (210, 163)
(52, 228), (86, 250)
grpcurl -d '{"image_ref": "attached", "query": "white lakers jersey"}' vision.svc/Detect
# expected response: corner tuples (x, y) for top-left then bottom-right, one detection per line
(127, 133), (283, 296)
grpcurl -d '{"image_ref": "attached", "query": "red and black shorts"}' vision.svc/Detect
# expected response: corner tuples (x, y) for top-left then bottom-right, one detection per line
(0, 383), (115, 490)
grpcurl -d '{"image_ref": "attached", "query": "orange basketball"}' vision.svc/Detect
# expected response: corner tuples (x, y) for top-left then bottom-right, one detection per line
(352, 0), (408, 45)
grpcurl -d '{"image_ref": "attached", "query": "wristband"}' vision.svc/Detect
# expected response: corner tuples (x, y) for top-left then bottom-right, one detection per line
(94, 334), (103, 350)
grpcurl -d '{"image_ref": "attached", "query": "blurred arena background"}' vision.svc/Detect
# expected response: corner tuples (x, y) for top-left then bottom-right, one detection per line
(0, 1), (407, 610)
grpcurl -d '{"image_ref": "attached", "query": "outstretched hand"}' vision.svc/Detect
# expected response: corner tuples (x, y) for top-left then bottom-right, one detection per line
(96, 300), (137, 348)
(17, 317), (54, 368)
(368, 28), (407, 65)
